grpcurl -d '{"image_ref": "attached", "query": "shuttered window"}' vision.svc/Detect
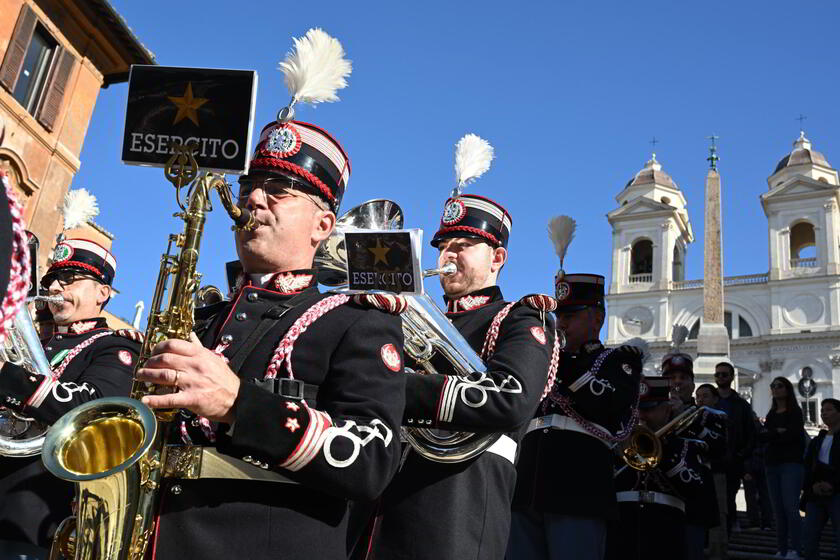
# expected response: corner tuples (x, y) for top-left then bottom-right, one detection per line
(0, 4), (75, 131)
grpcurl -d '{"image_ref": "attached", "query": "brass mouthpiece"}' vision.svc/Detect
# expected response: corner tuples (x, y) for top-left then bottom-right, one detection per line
(423, 263), (457, 278)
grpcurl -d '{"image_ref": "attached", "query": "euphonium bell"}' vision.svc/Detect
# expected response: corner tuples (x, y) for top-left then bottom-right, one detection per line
(315, 199), (502, 463)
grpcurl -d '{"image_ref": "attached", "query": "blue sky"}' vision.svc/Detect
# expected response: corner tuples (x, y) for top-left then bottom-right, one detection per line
(73, 0), (840, 326)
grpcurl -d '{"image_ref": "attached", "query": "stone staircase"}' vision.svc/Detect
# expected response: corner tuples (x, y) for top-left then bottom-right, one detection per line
(727, 512), (836, 559)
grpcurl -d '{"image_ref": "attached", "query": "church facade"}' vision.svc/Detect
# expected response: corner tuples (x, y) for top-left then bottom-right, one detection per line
(605, 132), (840, 421)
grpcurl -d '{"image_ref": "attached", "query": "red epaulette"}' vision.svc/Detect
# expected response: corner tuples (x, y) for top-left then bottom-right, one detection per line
(350, 293), (408, 315)
(113, 329), (144, 343)
(518, 293), (558, 313)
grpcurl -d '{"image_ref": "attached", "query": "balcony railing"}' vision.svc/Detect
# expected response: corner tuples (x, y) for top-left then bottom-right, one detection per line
(791, 257), (818, 268)
(725, 273), (770, 286)
(670, 273), (769, 291)
(671, 279), (704, 290)
(628, 273), (653, 284)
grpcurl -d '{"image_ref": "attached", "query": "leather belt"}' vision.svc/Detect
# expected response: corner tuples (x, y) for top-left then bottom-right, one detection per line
(484, 434), (517, 464)
(616, 490), (685, 513)
(527, 414), (610, 448)
(163, 446), (297, 483)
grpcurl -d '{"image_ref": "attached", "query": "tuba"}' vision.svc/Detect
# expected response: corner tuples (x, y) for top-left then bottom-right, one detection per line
(315, 200), (500, 463)
(41, 143), (254, 560)
(620, 405), (705, 471)
(0, 293), (64, 457)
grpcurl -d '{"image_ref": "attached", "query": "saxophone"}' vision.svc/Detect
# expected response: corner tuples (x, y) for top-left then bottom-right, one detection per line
(41, 144), (254, 560)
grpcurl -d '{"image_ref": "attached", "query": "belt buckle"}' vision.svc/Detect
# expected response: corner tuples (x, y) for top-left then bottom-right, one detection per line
(639, 491), (655, 504)
(534, 417), (548, 429)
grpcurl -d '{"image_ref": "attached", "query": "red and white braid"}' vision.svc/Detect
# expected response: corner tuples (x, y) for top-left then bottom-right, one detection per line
(264, 294), (349, 379)
(480, 302), (516, 359)
(540, 328), (561, 400)
(0, 171), (29, 344)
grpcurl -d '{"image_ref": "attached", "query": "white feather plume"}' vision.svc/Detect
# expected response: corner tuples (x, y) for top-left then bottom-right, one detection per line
(671, 324), (689, 351)
(278, 28), (352, 105)
(547, 215), (576, 268)
(453, 134), (494, 195)
(61, 189), (99, 231)
(624, 337), (651, 364)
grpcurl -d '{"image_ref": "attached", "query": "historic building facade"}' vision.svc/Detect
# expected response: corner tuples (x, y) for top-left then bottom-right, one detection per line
(1, 0), (153, 327)
(606, 132), (840, 421)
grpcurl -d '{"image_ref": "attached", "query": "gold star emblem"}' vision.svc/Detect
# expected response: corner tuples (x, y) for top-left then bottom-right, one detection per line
(368, 239), (391, 266)
(167, 82), (208, 126)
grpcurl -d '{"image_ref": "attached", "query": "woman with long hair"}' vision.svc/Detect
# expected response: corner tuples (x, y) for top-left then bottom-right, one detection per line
(764, 376), (806, 559)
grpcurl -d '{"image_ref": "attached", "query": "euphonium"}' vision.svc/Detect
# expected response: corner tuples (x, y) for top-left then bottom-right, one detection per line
(0, 294), (64, 457)
(42, 149), (254, 560)
(315, 199), (500, 463)
(621, 405), (704, 471)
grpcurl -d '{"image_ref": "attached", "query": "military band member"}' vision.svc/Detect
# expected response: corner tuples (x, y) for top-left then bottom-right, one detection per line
(661, 353), (726, 559)
(136, 30), (407, 560)
(606, 376), (712, 560)
(369, 135), (557, 560)
(509, 272), (642, 560)
(0, 237), (140, 558)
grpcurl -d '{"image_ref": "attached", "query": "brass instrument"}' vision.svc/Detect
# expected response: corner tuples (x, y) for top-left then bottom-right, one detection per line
(621, 405), (704, 471)
(41, 143), (254, 560)
(0, 294), (64, 457)
(315, 200), (500, 463)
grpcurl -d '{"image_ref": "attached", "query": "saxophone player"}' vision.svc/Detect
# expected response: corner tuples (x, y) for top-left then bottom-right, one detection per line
(369, 135), (558, 559)
(0, 237), (140, 559)
(134, 30), (407, 560)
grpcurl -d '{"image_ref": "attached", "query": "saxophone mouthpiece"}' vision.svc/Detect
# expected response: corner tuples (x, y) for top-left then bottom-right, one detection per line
(232, 207), (256, 232)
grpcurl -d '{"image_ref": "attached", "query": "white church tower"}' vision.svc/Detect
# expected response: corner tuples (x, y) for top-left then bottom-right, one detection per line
(763, 131), (840, 284)
(606, 154), (694, 341)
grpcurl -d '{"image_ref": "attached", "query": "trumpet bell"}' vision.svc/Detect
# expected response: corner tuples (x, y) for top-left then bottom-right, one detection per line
(621, 424), (662, 471)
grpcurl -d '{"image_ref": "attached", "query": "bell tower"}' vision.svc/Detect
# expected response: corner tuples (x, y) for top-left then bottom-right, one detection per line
(607, 154), (694, 295)
(762, 131), (840, 280)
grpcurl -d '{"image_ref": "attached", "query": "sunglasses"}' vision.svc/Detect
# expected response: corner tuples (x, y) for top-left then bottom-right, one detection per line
(41, 270), (101, 289)
(770, 383), (786, 389)
(713, 371), (732, 377)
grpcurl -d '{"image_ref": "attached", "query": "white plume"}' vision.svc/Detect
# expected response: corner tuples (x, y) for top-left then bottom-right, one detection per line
(547, 215), (576, 268)
(624, 337), (651, 364)
(671, 324), (689, 351)
(61, 189), (99, 231)
(279, 28), (352, 105)
(453, 134), (494, 195)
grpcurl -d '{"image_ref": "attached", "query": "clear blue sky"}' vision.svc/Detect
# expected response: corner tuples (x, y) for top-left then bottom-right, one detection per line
(72, 0), (840, 326)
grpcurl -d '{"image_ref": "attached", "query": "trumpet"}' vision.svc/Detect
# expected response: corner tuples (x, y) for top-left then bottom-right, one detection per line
(620, 405), (703, 471)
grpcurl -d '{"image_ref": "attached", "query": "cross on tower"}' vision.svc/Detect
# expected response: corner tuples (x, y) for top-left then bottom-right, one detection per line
(706, 134), (720, 170)
(797, 114), (807, 134)
(648, 137), (659, 161)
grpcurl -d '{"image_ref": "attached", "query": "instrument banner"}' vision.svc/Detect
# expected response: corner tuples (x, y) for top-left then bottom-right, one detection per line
(121, 65), (258, 173)
(344, 230), (423, 294)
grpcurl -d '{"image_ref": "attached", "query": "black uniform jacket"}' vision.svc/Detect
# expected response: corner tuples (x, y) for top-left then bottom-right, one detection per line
(607, 435), (706, 560)
(0, 317), (139, 547)
(373, 286), (555, 560)
(153, 271), (406, 560)
(677, 404), (729, 473)
(512, 340), (642, 520)
(801, 429), (840, 509)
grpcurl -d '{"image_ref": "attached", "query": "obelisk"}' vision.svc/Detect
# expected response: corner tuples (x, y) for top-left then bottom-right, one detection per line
(694, 137), (731, 383)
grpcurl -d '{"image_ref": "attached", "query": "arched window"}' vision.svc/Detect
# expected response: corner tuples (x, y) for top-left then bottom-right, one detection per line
(630, 239), (653, 283)
(738, 316), (753, 338)
(790, 221), (817, 268)
(672, 245), (684, 282)
(686, 311), (755, 340)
